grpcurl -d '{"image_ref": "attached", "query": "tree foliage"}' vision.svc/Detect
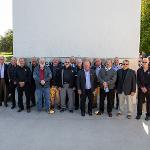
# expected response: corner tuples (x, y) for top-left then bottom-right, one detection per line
(0, 29), (13, 53)
(140, 0), (150, 54)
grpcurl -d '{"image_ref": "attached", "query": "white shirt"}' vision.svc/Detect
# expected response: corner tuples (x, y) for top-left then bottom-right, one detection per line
(84, 69), (91, 89)
(0, 64), (4, 78)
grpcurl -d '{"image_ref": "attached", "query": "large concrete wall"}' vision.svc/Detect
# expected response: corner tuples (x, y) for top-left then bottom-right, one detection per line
(13, 0), (141, 58)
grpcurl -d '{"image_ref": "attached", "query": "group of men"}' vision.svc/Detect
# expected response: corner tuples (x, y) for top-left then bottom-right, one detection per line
(0, 55), (150, 121)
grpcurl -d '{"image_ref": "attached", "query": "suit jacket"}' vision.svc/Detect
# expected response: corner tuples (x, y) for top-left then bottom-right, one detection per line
(77, 69), (97, 93)
(116, 68), (136, 95)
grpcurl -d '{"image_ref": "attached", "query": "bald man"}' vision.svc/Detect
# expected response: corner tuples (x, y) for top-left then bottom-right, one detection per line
(136, 58), (150, 121)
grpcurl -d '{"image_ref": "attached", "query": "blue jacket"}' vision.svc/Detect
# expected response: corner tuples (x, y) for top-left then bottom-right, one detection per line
(33, 65), (52, 89)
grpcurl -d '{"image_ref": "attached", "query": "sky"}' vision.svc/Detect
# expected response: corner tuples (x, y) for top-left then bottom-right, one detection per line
(0, 0), (12, 36)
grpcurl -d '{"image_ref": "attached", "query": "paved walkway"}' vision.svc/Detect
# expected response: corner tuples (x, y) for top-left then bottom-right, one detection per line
(0, 104), (150, 150)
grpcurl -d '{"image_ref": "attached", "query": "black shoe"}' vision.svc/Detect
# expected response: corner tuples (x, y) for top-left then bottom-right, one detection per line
(135, 115), (141, 120)
(0, 103), (2, 106)
(11, 105), (16, 109)
(81, 112), (85, 116)
(4, 103), (8, 107)
(145, 116), (150, 121)
(69, 110), (74, 113)
(60, 108), (66, 112)
(108, 113), (112, 117)
(88, 112), (92, 116)
(27, 108), (31, 113)
(17, 108), (24, 112)
(75, 107), (79, 110)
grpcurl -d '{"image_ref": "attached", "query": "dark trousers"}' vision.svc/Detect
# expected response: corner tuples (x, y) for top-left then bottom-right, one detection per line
(30, 82), (36, 105)
(75, 89), (79, 109)
(17, 84), (30, 109)
(9, 81), (17, 106)
(99, 89), (114, 113)
(80, 89), (93, 114)
(0, 79), (8, 105)
(137, 90), (150, 117)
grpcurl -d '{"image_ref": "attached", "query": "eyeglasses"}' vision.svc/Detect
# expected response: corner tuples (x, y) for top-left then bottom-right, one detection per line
(122, 63), (129, 66)
(65, 62), (70, 64)
(142, 62), (148, 64)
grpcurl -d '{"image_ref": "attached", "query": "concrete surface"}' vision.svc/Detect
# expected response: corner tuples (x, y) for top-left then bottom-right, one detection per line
(0, 103), (150, 150)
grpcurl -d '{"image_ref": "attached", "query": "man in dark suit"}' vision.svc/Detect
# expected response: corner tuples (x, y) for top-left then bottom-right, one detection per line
(0, 56), (9, 107)
(77, 59), (97, 116)
(116, 60), (136, 119)
(7, 57), (18, 109)
(136, 58), (150, 121)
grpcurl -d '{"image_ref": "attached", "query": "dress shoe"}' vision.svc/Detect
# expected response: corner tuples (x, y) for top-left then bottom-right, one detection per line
(27, 108), (31, 113)
(0, 103), (2, 106)
(135, 115), (141, 120)
(17, 108), (24, 112)
(69, 110), (74, 113)
(11, 105), (16, 109)
(95, 111), (103, 115)
(127, 115), (132, 119)
(145, 116), (150, 121)
(108, 113), (112, 117)
(60, 108), (66, 112)
(81, 112), (85, 116)
(88, 112), (92, 116)
(4, 103), (8, 107)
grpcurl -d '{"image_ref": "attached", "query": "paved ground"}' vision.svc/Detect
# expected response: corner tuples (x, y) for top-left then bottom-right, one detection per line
(0, 103), (150, 150)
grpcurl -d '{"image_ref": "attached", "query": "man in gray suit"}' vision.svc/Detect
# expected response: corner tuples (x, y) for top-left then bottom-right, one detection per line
(96, 59), (117, 117)
(116, 60), (136, 119)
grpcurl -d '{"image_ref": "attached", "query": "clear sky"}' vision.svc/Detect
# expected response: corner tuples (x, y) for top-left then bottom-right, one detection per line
(0, 0), (12, 36)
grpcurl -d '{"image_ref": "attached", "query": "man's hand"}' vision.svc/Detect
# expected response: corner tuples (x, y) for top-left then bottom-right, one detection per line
(78, 90), (82, 95)
(40, 80), (45, 85)
(19, 82), (25, 87)
(58, 87), (62, 91)
(103, 82), (108, 88)
(131, 92), (135, 96)
(93, 90), (96, 96)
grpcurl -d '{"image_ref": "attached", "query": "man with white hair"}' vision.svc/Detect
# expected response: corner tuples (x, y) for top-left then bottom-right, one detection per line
(0, 56), (9, 107)
(7, 57), (18, 109)
(33, 57), (52, 113)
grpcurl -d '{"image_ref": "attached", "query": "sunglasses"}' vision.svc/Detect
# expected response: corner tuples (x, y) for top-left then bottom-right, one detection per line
(65, 62), (70, 64)
(142, 62), (148, 64)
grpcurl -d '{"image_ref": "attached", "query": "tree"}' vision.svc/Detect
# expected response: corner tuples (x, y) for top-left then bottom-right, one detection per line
(0, 29), (13, 53)
(140, 0), (150, 54)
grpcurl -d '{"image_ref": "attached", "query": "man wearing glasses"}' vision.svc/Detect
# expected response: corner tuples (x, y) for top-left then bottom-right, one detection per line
(136, 58), (150, 121)
(58, 58), (75, 113)
(116, 60), (136, 119)
(0, 56), (9, 107)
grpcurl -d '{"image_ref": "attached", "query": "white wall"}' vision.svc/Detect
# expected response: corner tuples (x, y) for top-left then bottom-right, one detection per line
(13, 0), (141, 58)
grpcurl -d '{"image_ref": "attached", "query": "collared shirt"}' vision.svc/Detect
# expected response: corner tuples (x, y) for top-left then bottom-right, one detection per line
(96, 66), (102, 77)
(105, 67), (112, 72)
(112, 64), (121, 71)
(0, 64), (4, 78)
(84, 69), (91, 89)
